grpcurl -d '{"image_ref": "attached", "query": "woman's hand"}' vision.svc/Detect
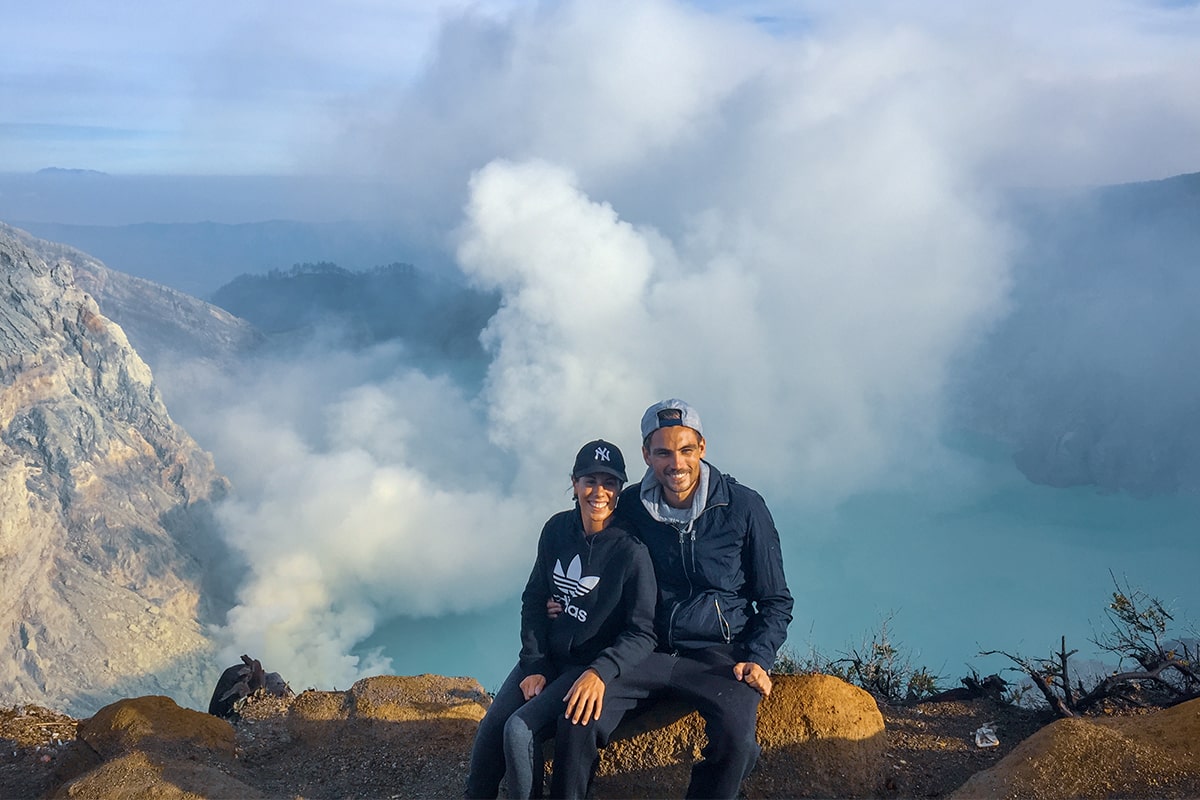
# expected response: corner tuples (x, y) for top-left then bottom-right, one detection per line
(563, 668), (605, 725)
(520, 674), (546, 701)
(546, 598), (564, 619)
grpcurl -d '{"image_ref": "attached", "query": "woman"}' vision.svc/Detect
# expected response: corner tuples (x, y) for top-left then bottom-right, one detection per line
(465, 439), (657, 799)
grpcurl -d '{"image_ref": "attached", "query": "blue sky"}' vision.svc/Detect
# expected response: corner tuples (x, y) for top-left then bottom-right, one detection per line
(3, 0), (1199, 182)
(1, 0), (520, 173)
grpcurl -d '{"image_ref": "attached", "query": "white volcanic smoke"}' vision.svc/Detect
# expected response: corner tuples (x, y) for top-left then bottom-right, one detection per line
(188, 0), (1200, 690)
(457, 155), (1008, 494)
(458, 159), (658, 493)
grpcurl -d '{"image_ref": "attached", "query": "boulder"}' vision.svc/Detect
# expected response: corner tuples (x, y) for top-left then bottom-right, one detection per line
(51, 750), (263, 799)
(592, 673), (886, 798)
(951, 696), (1200, 799)
(52, 696), (258, 799)
(76, 696), (235, 762)
(347, 674), (491, 723)
(287, 674), (490, 744)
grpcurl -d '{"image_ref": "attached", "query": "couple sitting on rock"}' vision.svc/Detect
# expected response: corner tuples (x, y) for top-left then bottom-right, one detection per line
(465, 399), (794, 800)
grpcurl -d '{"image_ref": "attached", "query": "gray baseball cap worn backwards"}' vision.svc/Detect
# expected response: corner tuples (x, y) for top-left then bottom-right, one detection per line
(640, 398), (704, 441)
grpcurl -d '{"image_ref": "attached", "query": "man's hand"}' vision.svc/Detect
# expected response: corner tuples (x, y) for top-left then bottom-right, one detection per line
(546, 598), (564, 619)
(563, 668), (605, 725)
(520, 674), (546, 701)
(733, 662), (772, 697)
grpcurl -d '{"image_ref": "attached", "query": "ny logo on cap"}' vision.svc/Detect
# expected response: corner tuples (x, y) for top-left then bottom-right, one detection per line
(595, 446), (611, 462)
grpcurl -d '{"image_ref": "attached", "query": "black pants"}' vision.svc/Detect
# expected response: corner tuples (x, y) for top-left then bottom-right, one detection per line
(552, 646), (763, 799)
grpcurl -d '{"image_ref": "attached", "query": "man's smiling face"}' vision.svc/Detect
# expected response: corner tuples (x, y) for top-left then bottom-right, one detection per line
(643, 425), (706, 509)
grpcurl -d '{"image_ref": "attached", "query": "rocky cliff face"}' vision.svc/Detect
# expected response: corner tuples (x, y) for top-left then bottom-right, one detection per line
(0, 224), (231, 716)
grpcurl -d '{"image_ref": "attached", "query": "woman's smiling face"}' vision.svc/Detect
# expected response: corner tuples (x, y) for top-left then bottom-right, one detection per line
(574, 473), (623, 533)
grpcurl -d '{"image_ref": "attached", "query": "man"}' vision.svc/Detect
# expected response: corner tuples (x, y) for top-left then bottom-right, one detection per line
(553, 398), (793, 799)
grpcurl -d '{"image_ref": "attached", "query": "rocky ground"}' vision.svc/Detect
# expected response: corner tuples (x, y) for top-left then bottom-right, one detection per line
(876, 697), (1049, 797)
(1, 692), (1048, 799)
(0, 704), (80, 800)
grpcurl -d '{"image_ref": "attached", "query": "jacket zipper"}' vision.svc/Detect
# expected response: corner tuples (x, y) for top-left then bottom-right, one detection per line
(666, 524), (693, 650)
(665, 495), (729, 649)
(714, 597), (731, 644)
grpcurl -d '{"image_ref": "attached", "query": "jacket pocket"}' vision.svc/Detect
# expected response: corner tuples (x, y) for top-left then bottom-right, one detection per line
(670, 591), (745, 649)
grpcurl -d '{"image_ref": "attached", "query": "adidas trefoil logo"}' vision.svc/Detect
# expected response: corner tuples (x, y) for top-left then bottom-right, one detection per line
(552, 554), (600, 623)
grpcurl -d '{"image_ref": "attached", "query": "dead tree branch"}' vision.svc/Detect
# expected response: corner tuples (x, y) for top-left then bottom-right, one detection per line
(980, 649), (1075, 717)
(981, 577), (1199, 718)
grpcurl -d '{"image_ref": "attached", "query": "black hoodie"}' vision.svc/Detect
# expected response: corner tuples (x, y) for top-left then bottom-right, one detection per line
(518, 509), (657, 684)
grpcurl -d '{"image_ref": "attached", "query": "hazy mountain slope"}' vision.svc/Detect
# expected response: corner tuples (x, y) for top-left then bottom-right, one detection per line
(953, 171), (1200, 495)
(2, 224), (263, 371)
(0, 224), (231, 715)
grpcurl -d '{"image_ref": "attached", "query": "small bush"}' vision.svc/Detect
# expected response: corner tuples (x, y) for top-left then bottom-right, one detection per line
(776, 613), (943, 704)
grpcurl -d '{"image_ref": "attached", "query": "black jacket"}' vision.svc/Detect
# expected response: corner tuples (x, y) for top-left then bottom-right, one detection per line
(518, 509), (657, 684)
(617, 463), (793, 671)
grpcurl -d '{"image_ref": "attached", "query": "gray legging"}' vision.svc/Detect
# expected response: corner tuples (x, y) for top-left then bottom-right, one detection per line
(464, 664), (588, 799)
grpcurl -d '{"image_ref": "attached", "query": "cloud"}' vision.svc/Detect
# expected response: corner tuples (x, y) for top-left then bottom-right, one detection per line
(1, 0), (523, 173)
(6, 0), (1199, 177)
(332, 0), (1200, 213)
(8, 0), (1198, 178)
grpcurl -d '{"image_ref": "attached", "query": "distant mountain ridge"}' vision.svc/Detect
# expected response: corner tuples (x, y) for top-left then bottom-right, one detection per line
(12, 219), (428, 297)
(35, 168), (109, 177)
(209, 261), (497, 364)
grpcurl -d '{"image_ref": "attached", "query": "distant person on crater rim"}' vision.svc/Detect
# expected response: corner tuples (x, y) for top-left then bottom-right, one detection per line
(464, 439), (657, 799)
(550, 399), (794, 799)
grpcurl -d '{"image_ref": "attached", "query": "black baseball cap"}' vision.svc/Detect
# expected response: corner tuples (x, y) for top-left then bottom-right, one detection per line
(572, 439), (627, 482)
